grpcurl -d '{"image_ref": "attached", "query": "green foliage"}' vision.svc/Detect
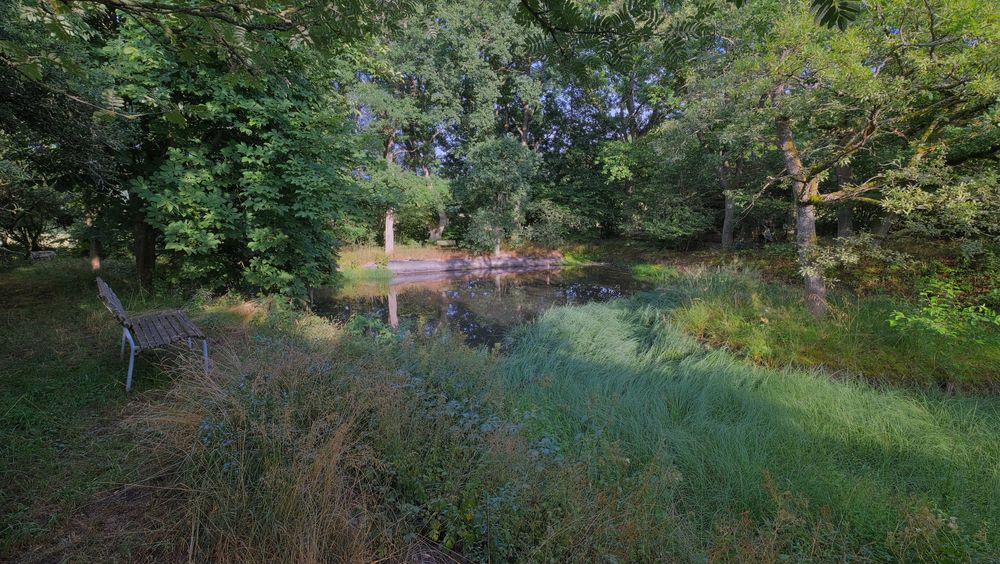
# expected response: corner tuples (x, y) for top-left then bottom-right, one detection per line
(807, 232), (911, 285)
(883, 158), (1000, 253)
(599, 138), (714, 245)
(102, 23), (354, 296)
(454, 137), (539, 252)
(365, 164), (452, 243)
(891, 271), (1000, 342)
(0, 150), (68, 251)
(658, 265), (1000, 390)
(522, 198), (585, 247)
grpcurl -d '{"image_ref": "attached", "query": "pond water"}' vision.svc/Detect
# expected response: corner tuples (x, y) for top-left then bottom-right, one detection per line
(314, 265), (648, 348)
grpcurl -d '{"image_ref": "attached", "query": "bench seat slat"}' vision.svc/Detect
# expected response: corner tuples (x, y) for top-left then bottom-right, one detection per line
(131, 310), (203, 350)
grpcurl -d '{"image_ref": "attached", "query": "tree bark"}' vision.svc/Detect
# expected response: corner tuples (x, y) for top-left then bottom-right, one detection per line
(387, 286), (399, 329)
(722, 192), (736, 250)
(776, 116), (827, 317)
(834, 164), (853, 238)
(719, 161), (738, 250)
(836, 204), (853, 238)
(384, 207), (395, 256)
(89, 238), (102, 271)
(429, 208), (448, 241)
(796, 202), (827, 317)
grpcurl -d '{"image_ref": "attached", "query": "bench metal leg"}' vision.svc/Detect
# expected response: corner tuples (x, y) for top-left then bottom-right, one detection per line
(202, 339), (209, 373)
(122, 328), (137, 392)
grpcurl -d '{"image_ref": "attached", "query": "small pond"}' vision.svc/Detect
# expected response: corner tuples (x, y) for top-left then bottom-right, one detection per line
(313, 265), (649, 348)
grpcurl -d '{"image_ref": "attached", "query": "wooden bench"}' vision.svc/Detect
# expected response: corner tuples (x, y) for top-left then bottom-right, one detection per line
(96, 277), (208, 391)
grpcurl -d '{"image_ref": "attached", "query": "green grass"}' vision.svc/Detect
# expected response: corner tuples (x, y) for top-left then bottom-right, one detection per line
(0, 259), (219, 559)
(635, 266), (1000, 391)
(497, 299), (1000, 559)
(4, 258), (999, 561)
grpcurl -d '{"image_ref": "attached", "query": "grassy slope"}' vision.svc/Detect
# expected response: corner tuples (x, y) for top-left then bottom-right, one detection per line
(499, 300), (1000, 559)
(3, 259), (999, 561)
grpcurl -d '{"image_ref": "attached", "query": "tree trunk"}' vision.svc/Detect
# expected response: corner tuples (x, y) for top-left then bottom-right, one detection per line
(133, 217), (156, 291)
(836, 204), (853, 238)
(776, 116), (827, 317)
(722, 192), (736, 250)
(89, 238), (102, 271)
(834, 164), (853, 238)
(384, 207), (395, 256)
(875, 213), (895, 238)
(429, 208), (448, 241)
(494, 234), (502, 258)
(796, 203), (827, 317)
(719, 160), (738, 251)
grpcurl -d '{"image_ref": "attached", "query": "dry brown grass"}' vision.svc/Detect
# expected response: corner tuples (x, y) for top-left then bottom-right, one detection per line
(123, 303), (693, 562)
(129, 326), (390, 562)
(339, 245), (468, 269)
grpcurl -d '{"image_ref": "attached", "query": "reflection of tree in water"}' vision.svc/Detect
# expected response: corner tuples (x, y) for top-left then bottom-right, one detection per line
(317, 266), (647, 348)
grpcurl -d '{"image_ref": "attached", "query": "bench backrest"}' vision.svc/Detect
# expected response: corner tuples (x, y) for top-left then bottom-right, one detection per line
(96, 277), (129, 326)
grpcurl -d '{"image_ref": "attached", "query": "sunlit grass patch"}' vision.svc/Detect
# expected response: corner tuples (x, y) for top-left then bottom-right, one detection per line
(339, 244), (467, 270)
(644, 267), (1000, 390)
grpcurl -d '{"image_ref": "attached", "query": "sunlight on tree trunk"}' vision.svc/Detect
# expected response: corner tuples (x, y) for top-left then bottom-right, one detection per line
(429, 208), (448, 241)
(796, 203), (827, 317)
(776, 116), (827, 317)
(85, 215), (101, 271)
(89, 239), (102, 271)
(384, 207), (395, 256)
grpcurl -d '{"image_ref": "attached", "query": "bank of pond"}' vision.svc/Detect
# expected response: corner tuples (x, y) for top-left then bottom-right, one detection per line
(2, 259), (998, 561)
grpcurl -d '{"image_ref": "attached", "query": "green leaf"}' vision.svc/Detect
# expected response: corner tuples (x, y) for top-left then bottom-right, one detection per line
(19, 61), (43, 81)
(164, 110), (188, 126)
(810, 0), (862, 30)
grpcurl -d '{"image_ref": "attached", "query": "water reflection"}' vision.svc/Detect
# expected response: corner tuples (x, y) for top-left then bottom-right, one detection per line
(314, 266), (646, 348)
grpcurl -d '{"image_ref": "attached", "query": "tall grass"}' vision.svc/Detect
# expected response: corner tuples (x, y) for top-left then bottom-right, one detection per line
(130, 310), (629, 561)
(13, 260), (997, 561)
(133, 290), (1000, 561)
(642, 267), (1000, 390)
(497, 298), (1000, 560)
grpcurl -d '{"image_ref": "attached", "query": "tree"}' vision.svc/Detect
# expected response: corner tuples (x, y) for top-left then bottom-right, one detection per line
(99, 22), (356, 296)
(701, 0), (999, 316)
(454, 137), (539, 256)
(348, 0), (543, 253)
(0, 151), (69, 254)
(2, 0), (386, 293)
